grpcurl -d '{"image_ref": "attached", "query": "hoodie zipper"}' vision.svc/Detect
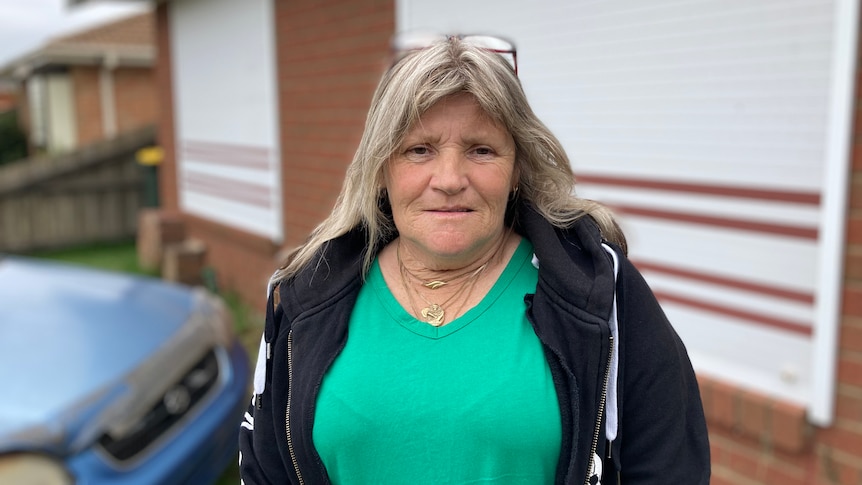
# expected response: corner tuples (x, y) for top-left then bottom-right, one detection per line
(585, 334), (614, 485)
(285, 330), (305, 485)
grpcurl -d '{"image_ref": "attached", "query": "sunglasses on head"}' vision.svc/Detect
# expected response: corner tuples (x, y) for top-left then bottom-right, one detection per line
(391, 32), (518, 76)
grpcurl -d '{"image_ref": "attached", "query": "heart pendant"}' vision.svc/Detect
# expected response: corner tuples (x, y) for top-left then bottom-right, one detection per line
(421, 304), (445, 326)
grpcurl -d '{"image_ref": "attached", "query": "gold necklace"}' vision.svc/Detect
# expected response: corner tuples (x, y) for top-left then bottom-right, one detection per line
(396, 245), (487, 326)
(400, 257), (488, 290)
(397, 229), (512, 290)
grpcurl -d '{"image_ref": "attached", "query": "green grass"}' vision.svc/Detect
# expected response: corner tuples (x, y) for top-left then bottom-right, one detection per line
(31, 241), (260, 485)
(30, 240), (159, 276)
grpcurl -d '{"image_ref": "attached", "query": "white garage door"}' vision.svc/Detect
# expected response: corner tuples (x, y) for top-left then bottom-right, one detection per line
(170, 0), (282, 241)
(397, 0), (857, 424)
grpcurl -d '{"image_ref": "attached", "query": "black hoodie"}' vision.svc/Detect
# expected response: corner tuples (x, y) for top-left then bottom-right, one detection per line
(239, 204), (710, 484)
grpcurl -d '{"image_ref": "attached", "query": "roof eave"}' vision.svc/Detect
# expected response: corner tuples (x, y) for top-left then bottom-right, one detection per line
(0, 45), (154, 80)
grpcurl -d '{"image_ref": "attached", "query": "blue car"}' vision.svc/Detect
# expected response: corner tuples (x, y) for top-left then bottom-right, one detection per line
(0, 256), (250, 484)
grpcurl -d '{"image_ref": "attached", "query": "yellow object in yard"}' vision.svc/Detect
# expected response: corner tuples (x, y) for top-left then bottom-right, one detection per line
(136, 146), (164, 166)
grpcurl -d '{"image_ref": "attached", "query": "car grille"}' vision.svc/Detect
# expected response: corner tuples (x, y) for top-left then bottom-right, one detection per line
(98, 350), (220, 461)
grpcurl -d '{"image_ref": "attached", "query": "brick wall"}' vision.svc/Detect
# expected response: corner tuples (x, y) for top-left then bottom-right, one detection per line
(71, 67), (102, 146)
(113, 67), (157, 134)
(185, 215), (279, 311)
(275, 0), (394, 249)
(152, 0), (394, 312)
(0, 90), (16, 112)
(154, 3), (178, 212)
(71, 65), (156, 148)
(704, 25), (862, 485)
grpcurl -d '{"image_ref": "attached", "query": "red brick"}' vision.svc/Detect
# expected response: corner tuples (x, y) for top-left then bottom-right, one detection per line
(843, 284), (862, 318)
(162, 239), (207, 286)
(848, 215), (862, 245)
(71, 67), (104, 146)
(836, 353), (862, 388)
(70, 64), (156, 148)
(818, 426), (862, 457)
(696, 374), (713, 417)
(725, 443), (761, 478)
(113, 67), (157, 134)
(814, 447), (862, 485)
(771, 400), (811, 453)
(275, 0), (394, 253)
(709, 476), (737, 485)
(708, 378), (739, 430)
(185, 214), (279, 314)
(136, 209), (186, 270)
(852, 142), (862, 170)
(834, 388), (862, 422)
(154, 3), (178, 212)
(854, 106), (862, 136)
(840, 318), (862, 353)
(709, 439), (726, 467)
(739, 389), (771, 440)
(849, 176), (862, 210)
(846, 247), (862, 283)
(761, 459), (807, 485)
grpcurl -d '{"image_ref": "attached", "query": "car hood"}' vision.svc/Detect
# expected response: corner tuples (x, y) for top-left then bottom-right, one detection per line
(0, 257), (198, 453)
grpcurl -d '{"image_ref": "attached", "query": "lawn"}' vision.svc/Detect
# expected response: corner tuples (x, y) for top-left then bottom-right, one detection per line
(32, 240), (160, 276)
(31, 240), (260, 485)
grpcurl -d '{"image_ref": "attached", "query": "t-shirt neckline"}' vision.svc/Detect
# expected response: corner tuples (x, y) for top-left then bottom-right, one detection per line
(369, 238), (533, 339)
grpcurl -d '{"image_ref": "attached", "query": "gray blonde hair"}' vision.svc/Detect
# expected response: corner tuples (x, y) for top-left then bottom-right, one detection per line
(273, 37), (625, 283)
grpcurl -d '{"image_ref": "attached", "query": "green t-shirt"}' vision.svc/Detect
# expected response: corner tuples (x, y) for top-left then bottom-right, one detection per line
(313, 239), (561, 484)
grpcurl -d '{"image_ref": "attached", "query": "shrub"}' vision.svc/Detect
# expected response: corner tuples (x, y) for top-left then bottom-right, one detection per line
(0, 109), (28, 166)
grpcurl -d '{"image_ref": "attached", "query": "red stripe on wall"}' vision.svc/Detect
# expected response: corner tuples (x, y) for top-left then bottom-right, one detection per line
(578, 174), (820, 205)
(633, 260), (814, 304)
(615, 205), (819, 240)
(181, 139), (272, 170)
(653, 290), (813, 337)
(183, 172), (272, 208)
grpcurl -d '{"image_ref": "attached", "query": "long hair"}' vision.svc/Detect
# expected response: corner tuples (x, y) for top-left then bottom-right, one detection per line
(272, 37), (625, 283)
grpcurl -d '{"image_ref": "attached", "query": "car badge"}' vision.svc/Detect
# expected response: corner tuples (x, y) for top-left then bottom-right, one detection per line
(163, 386), (192, 415)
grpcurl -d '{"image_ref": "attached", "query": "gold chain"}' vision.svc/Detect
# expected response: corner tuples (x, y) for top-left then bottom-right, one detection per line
(395, 230), (512, 326)
(397, 245), (486, 326)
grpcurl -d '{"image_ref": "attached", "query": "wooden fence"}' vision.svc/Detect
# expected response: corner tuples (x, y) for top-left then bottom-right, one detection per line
(0, 126), (156, 252)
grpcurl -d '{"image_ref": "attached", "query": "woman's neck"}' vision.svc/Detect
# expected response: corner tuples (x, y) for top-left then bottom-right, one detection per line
(397, 229), (515, 282)
(378, 229), (521, 326)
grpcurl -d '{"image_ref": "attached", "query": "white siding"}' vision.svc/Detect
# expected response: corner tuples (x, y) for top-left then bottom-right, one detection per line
(398, 0), (856, 424)
(169, 0), (282, 241)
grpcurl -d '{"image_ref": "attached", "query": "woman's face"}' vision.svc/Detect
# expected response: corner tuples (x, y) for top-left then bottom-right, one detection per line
(384, 93), (517, 268)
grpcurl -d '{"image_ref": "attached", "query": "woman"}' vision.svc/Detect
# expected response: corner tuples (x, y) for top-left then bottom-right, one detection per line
(239, 35), (710, 484)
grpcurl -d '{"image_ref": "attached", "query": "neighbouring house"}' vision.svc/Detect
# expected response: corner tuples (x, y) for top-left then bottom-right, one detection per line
(76, 0), (862, 483)
(0, 11), (156, 154)
(0, 79), (16, 113)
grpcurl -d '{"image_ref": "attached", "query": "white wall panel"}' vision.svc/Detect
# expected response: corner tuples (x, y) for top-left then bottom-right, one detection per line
(170, 0), (282, 241)
(398, 0), (856, 423)
(622, 218), (818, 295)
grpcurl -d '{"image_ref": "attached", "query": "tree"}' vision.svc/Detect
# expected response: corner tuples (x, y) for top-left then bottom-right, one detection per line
(0, 109), (28, 166)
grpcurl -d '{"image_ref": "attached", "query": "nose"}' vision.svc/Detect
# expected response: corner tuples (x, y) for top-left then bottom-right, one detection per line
(431, 150), (467, 195)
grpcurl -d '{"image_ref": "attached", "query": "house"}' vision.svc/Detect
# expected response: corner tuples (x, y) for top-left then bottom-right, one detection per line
(0, 79), (16, 113)
(78, 0), (862, 482)
(0, 11), (156, 154)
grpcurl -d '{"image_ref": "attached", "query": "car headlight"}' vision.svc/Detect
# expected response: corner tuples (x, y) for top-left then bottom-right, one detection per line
(0, 453), (73, 485)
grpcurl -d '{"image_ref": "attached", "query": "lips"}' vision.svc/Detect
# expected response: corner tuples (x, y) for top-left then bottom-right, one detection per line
(431, 207), (472, 212)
